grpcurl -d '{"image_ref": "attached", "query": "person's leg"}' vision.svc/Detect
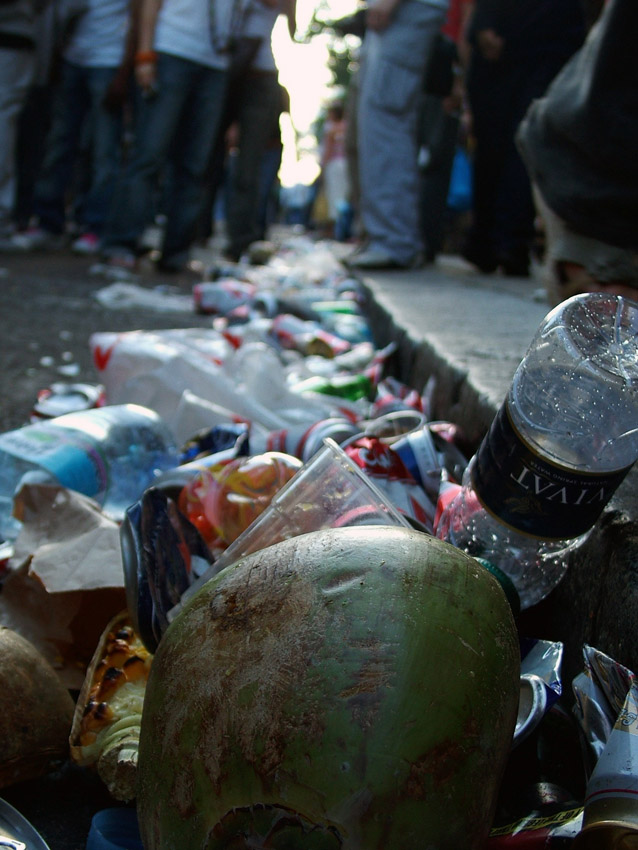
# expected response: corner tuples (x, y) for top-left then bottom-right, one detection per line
(256, 144), (282, 239)
(225, 71), (280, 258)
(196, 87), (236, 244)
(343, 70), (363, 240)
(418, 93), (459, 261)
(494, 55), (578, 276)
(79, 66), (125, 238)
(160, 63), (228, 267)
(0, 48), (35, 236)
(462, 58), (511, 272)
(102, 53), (200, 258)
(517, 0), (638, 266)
(534, 183), (638, 305)
(14, 82), (51, 231)
(31, 60), (89, 235)
(354, 0), (446, 267)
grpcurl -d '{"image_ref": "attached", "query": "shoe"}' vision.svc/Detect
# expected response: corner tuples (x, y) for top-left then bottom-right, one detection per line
(72, 232), (101, 255)
(221, 246), (242, 264)
(104, 250), (137, 271)
(345, 247), (423, 271)
(461, 240), (498, 274)
(546, 260), (638, 307)
(498, 252), (530, 278)
(9, 226), (65, 251)
(156, 254), (203, 276)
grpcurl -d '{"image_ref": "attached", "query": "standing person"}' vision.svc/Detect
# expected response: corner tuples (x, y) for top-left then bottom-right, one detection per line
(517, 0), (637, 304)
(319, 99), (350, 238)
(346, 0), (449, 270)
(0, 0), (40, 245)
(417, 0), (472, 263)
(9, 0), (137, 255)
(101, 0), (231, 273)
(12, 0), (86, 234)
(221, 0), (296, 261)
(461, 0), (586, 277)
(255, 81), (290, 240)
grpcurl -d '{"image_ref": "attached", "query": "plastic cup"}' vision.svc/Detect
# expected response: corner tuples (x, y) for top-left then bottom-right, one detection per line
(172, 438), (410, 616)
(363, 409), (426, 444)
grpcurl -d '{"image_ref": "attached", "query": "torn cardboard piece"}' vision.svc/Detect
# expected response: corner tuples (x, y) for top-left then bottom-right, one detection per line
(1, 484), (127, 689)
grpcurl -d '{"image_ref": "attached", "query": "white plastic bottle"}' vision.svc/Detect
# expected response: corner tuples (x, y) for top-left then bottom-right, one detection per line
(0, 404), (179, 540)
(437, 293), (638, 609)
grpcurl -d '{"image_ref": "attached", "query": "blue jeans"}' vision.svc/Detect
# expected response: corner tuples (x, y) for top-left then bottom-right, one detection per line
(0, 47), (34, 233)
(33, 60), (124, 236)
(357, 0), (447, 264)
(103, 53), (228, 264)
(225, 70), (282, 256)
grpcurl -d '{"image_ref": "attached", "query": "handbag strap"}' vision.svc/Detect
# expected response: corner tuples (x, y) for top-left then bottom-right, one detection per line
(209, 0), (254, 52)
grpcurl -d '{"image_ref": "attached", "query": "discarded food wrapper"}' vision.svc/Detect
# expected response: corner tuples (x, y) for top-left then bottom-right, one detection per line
(176, 452), (303, 552)
(487, 805), (584, 848)
(575, 677), (638, 847)
(121, 488), (214, 653)
(572, 644), (636, 773)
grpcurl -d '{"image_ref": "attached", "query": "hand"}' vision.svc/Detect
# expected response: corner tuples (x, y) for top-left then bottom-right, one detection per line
(442, 74), (464, 114)
(366, 0), (400, 32)
(476, 28), (504, 61)
(135, 61), (157, 95)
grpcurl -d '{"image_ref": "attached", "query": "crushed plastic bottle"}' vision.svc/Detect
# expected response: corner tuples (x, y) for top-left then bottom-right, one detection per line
(436, 294), (638, 609)
(0, 404), (179, 539)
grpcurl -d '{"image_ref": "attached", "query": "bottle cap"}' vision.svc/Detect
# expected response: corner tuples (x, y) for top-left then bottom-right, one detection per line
(86, 808), (143, 850)
(474, 557), (521, 616)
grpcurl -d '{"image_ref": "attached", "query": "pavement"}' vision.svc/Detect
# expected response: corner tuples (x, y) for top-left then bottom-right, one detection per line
(0, 230), (636, 848)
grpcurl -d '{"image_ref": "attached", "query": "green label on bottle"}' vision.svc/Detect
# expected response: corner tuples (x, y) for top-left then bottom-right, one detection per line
(472, 402), (632, 540)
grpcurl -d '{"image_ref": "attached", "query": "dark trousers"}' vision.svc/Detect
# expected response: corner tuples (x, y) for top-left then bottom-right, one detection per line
(466, 52), (574, 266)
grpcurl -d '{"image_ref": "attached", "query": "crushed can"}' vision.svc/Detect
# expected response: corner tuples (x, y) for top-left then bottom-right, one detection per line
(573, 679), (638, 848)
(31, 382), (106, 420)
(249, 417), (361, 461)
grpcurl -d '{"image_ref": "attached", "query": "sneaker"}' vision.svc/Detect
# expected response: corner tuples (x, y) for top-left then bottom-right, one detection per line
(72, 232), (101, 255)
(10, 226), (65, 251)
(345, 247), (424, 271)
(105, 251), (137, 271)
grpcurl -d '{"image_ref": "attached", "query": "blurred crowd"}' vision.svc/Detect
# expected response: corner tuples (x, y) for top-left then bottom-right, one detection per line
(0, 0), (636, 302)
(0, 0), (294, 272)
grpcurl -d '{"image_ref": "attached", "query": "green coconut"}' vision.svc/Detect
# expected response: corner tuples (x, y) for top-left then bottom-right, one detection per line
(137, 526), (520, 849)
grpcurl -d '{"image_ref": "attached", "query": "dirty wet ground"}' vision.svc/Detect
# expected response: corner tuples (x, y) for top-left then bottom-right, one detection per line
(0, 250), (215, 434)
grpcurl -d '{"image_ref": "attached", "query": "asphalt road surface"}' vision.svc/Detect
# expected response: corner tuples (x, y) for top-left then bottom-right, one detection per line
(0, 248), (215, 434)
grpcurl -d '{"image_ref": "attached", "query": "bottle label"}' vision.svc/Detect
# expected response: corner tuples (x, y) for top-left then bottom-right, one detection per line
(0, 427), (107, 499)
(472, 402), (632, 540)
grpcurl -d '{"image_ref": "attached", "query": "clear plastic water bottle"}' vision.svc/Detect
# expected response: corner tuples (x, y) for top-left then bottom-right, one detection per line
(436, 293), (638, 609)
(0, 404), (179, 540)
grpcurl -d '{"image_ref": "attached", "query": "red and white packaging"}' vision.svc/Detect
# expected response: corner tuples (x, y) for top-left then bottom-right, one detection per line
(344, 436), (437, 532)
(193, 279), (257, 315)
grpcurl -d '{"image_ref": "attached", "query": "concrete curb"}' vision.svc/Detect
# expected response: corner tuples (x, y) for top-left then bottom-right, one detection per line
(359, 258), (638, 688)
